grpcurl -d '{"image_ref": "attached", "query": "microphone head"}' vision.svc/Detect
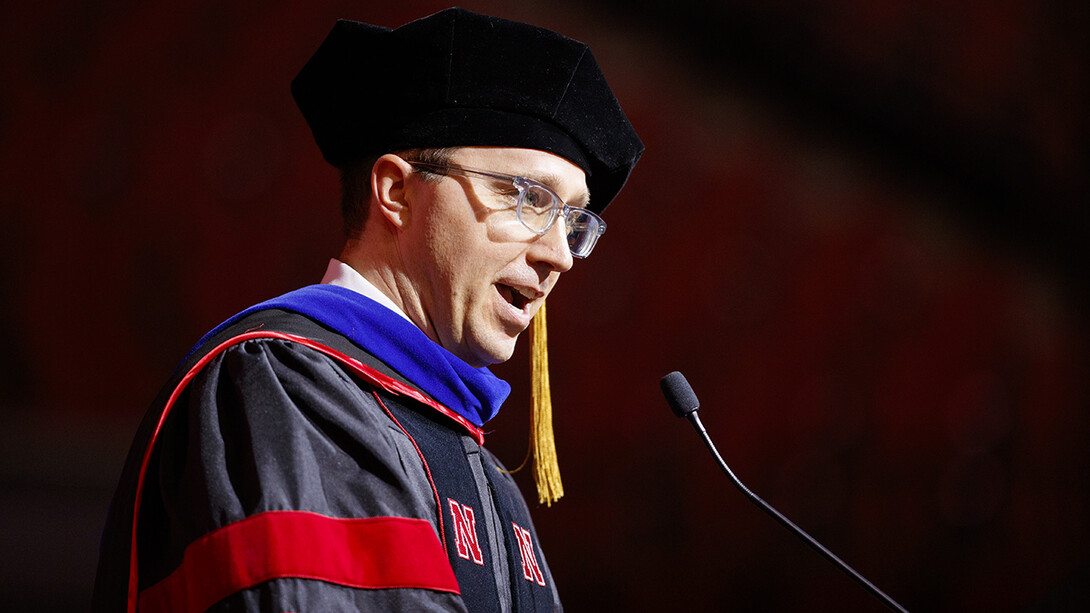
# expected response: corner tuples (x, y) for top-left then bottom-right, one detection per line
(660, 371), (700, 418)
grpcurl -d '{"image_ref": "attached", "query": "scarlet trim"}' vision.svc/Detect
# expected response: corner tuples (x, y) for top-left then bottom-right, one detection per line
(126, 330), (483, 613)
(373, 392), (447, 549)
(137, 511), (459, 613)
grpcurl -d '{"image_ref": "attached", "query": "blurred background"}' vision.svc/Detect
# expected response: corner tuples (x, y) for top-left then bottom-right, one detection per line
(1, 0), (1087, 611)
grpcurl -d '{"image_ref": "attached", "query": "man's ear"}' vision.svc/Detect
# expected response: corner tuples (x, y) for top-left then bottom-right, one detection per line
(370, 154), (415, 229)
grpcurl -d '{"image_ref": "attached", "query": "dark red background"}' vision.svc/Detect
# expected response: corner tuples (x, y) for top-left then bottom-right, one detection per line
(2, 1), (1087, 611)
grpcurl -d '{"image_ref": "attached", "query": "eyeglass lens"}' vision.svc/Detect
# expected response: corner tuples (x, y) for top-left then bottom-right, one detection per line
(563, 209), (600, 257)
(516, 183), (558, 231)
(514, 181), (603, 258)
(515, 182), (602, 257)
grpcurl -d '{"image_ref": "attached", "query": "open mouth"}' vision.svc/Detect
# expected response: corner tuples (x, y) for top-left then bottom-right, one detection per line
(497, 283), (535, 311)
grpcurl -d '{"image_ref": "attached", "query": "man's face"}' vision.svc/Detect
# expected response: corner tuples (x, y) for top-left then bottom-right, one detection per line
(400, 147), (587, 368)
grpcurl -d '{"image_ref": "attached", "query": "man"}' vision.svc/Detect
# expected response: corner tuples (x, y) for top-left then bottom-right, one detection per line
(92, 7), (642, 612)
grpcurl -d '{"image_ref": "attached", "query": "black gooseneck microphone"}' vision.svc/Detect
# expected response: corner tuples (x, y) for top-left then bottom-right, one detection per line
(660, 371), (909, 613)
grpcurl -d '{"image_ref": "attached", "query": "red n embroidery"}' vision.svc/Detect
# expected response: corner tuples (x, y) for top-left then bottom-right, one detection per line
(447, 499), (484, 565)
(512, 522), (546, 586)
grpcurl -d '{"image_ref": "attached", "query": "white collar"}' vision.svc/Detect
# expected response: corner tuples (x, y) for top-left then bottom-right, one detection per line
(320, 258), (413, 324)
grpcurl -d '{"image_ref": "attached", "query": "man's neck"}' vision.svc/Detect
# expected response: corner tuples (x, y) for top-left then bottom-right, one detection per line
(320, 258), (413, 324)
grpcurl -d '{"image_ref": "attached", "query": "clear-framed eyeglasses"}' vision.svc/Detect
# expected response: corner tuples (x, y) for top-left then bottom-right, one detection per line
(409, 161), (607, 258)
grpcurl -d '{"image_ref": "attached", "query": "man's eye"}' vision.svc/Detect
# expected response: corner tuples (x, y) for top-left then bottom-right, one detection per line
(523, 187), (552, 212)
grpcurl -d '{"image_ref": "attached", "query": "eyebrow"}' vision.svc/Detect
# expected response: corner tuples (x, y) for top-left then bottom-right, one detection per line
(525, 171), (591, 209)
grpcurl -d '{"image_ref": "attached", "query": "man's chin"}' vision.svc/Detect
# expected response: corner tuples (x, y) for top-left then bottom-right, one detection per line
(466, 336), (520, 369)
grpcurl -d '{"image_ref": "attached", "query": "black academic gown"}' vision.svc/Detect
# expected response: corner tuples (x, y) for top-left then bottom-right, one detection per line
(92, 306), (561, 612)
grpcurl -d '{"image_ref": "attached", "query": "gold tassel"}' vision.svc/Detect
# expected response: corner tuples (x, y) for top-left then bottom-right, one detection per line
(529, 300), (563, 505)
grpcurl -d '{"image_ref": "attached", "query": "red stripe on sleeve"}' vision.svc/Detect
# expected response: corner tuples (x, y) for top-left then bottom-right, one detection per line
(137, 511), (459, 613)
(127, 330), (479, 613)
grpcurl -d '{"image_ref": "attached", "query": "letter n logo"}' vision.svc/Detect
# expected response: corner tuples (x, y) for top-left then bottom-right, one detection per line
(512, 522), (546, 586)
(447, 499), (484, 565)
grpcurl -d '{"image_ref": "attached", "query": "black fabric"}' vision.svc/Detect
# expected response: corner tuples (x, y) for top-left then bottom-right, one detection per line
(484, 446), (560, 611)
(378, 392), (503, 613)
(92, 308), (561, 612)
(291, 7), (643, 212)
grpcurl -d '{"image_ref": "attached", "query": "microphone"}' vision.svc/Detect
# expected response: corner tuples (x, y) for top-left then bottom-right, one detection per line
(660, 371), (909, 613)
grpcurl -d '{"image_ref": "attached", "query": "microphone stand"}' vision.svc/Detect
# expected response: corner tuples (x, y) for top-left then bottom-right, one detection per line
(683, 410), (909, 613)
(661, 371), (908, 612)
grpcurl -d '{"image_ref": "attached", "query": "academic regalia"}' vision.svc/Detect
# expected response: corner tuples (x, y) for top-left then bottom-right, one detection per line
(94, 7), (645, 611)
(92, 285), (561, 612)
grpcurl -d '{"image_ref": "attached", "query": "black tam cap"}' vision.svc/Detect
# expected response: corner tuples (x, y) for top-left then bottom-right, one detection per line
(291, 8), (643, 212)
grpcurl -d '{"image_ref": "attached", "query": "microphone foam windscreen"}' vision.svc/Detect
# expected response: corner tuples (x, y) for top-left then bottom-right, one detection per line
(660, 371), (700, 417)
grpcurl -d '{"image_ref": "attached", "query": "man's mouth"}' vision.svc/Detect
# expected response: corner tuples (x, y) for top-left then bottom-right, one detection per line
(497, 283), (536, 311)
